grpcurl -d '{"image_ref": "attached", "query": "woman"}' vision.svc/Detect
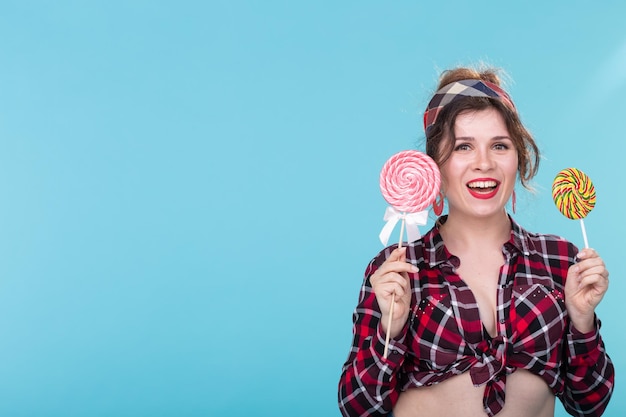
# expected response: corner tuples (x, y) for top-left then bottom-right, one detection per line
(338, 66), (614, 417)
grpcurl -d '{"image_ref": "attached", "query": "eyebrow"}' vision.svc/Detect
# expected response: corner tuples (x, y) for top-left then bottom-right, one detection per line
(454, 136), (512, 141)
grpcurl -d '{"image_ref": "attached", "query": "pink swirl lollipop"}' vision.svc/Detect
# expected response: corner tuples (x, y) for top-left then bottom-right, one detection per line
(380, 150), (441, 212)
(379, 150), (440, 359)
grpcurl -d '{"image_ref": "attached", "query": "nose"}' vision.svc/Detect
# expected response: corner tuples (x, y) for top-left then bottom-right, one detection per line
(473, 148), (495, 171)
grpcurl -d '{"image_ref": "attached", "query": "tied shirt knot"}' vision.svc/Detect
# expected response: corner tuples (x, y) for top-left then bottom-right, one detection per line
(470, 335), (516, 416)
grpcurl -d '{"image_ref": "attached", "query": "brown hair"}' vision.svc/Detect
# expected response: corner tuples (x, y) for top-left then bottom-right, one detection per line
(425, 66), (540, 189)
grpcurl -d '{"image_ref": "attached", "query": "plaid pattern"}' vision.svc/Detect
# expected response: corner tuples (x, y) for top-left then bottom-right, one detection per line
(423, 79), (516, 135)
(338, 216), (614, 417)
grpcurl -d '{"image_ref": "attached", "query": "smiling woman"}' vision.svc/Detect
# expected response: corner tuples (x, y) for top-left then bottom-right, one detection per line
(441, 108), (518, 219)
(338, 65), (614, 417)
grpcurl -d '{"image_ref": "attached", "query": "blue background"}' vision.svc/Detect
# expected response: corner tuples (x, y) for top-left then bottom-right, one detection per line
(0, 1), (624, 416)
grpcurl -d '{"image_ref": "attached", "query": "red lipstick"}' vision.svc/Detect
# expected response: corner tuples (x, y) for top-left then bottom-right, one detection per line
(466, 178), (500, 199)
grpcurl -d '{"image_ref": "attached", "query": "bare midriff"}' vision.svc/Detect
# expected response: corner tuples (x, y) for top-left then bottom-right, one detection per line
(393, 369), (555, 417)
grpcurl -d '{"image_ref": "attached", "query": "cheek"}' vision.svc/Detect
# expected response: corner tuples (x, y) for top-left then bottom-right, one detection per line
(506, 157), (519, 177)
(440, 160), (464, 183)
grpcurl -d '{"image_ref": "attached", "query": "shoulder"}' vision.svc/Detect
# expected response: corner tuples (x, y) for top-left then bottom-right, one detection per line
(511, 218), (578, 261)
(524, 230), (578, 259)
(517, 230), (579, 286)
(511, 225), (579, 287)
(364, 228), (435, 278)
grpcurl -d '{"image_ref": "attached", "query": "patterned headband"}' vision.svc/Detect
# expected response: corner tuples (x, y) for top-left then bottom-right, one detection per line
(423, 79), (516, 135)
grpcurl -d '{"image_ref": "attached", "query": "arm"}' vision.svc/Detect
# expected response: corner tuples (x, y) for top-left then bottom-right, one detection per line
(560, 248), (614, 416)
(559, 319), (614, 417)
(338, 247), (415, 417)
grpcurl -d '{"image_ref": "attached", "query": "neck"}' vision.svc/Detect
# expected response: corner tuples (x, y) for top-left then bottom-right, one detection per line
(439, 210), (512, 251)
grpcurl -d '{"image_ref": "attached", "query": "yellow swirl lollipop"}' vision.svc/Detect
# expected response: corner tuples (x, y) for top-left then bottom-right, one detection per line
(552, 168), (596, 247)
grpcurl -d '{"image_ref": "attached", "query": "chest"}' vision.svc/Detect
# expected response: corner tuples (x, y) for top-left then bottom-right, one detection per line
(408, 256), (567, 353)
(455, 254), (503, 336)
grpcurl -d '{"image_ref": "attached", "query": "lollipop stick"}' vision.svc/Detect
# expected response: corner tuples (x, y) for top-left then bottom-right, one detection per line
(580, 219), (589, 249)
(383, 293), (395, 359)
(383, 216), (405, 359)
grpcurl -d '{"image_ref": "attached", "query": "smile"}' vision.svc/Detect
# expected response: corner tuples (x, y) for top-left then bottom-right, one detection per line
(466, 179), (500, 199)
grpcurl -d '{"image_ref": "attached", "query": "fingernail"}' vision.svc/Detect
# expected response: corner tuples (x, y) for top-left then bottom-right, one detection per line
(411, 265), (419, 272)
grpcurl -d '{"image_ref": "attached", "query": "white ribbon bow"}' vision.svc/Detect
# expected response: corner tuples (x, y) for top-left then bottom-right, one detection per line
(379, 206), (428, 246)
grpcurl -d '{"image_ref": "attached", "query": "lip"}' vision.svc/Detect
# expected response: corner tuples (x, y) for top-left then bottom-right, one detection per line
(466, 178), (500, 200)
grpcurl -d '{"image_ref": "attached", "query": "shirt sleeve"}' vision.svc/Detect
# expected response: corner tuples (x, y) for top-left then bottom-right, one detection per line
(338, 253), (409, 417)
(559, 317), (615, 417)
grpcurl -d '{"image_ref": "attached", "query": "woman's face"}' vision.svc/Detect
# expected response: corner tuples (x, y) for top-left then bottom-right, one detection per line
(439, 107), (518, 219)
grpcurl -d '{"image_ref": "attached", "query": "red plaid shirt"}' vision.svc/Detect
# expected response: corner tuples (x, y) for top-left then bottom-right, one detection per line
(338, 217), (614, 417)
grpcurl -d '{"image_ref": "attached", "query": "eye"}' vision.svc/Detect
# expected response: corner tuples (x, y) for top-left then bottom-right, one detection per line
(493, 142), (511, 150)
(454, 142), (472, 151)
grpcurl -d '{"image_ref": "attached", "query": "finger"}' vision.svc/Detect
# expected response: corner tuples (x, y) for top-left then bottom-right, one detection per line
(386, 246), (407, 262)
(376, 262), (419, 278)
(371, 271), (411, 299)
(398, 246), (407, 263)
(577, 248), (599, 260)
(580, 265), (609, 281)
(576, 275), (609, 296)
(575, 258), (607, 278)
(381, 280), (409, 300)
(571, 263), (608, 287)
(378, 272), (411, 294)
(376, 251), (418, 274)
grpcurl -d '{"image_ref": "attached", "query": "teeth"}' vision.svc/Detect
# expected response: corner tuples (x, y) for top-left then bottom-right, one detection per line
(468, 180), (497, 189)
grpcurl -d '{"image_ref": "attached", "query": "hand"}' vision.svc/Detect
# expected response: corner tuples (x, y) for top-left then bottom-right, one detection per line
(370, 247), (418, 339)
(564, 248), (609, 333)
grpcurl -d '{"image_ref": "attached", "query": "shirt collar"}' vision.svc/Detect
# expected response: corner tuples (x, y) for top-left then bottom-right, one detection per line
(507, 215), (531, 257)
(418, 215), (532, 268)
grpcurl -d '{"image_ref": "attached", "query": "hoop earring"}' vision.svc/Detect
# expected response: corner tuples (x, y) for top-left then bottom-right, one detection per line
(433, 192), (444, 216)
(511, 190), (516, 214)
